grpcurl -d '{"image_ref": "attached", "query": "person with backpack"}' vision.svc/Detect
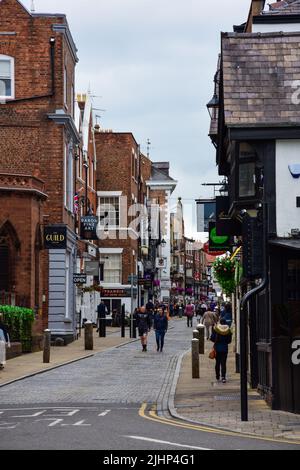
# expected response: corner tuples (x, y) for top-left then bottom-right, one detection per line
(210, 318), (232, 383)
(154, 308), (168, 353)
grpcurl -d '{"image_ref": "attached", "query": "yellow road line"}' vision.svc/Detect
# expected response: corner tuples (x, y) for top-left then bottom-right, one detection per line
(139, 403), (300, 446)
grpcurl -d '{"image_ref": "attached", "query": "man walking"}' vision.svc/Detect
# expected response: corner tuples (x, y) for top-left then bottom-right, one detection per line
(154, 308), (168, 352)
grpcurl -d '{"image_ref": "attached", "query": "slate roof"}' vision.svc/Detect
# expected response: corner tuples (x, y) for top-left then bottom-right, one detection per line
(267, 0), (300, 14)
(222, 31), (300, 126)
(150, 166), (176, 183)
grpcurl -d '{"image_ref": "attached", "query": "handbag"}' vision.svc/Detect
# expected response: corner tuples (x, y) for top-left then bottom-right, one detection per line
(209, 347), (216, 360)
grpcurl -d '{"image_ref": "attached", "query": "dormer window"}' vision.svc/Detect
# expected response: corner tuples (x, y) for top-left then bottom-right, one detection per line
(0, 55), (14, 100)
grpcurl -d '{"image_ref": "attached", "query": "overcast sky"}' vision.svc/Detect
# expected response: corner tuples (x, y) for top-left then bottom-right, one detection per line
(23, 0), (249, 238)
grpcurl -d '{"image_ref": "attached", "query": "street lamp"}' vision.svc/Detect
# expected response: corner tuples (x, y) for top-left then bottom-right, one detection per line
(161, 238), (167, 248)
(207, 72), (219, 121)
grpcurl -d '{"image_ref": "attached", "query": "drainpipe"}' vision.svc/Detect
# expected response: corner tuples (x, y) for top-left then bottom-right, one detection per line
(240, 203), (269, 421)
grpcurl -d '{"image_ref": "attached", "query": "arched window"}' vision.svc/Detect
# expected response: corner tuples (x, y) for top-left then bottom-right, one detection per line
(0, 245), (9, 291)
(0, 55), (15, 100)
(0, 221), (20, 292)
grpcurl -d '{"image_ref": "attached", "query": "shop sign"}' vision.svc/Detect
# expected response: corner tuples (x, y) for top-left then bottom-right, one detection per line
(44, 225), (67, 249)
(81, 216), (98, 240)
(73, 274), (87, 284)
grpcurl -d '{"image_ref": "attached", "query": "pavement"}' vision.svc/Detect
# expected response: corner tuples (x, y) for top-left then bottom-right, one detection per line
(0, 327), (136, 387)
(171, 339), (300, 443)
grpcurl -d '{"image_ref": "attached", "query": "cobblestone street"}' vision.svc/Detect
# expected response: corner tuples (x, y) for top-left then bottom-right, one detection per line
(0, 320), (191, 405)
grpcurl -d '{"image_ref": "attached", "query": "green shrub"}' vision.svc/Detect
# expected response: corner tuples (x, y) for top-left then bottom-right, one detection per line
(0, 306), (35, 353)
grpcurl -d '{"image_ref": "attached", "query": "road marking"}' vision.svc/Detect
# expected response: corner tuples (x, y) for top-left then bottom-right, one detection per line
(0, 407), (98, 411)
(73, 420), (91, 426)
(98, 410), (111, 417)
(0, 422), (19, 429)
(139, 403), (300, 446)
(127, 435), (210, 450)
(13, 411), (46, 418)
(44, 409), (80, 417)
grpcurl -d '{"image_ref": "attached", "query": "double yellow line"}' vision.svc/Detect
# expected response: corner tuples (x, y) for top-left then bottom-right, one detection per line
(139, 403), (300, 446)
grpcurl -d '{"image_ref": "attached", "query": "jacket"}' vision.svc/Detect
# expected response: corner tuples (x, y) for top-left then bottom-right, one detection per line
(135, 312), (152, 333)
(202, 311), (218, 327)
(185, 304), (195, 317)
(210, 324), (232, 353)
(154, 314), (168, 332)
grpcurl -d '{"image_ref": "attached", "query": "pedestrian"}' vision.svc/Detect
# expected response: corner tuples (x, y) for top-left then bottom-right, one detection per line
(135, 306), (152, 352)
(185, 302), (195, 328)
(178, 302), (183, 318)
(96, 300), (107, 332)
(202, 308), (218, 340)
(221, 303), (233, 327)
(154, 308), (168, 352)
(0, 315), (10, 370)
(210, 318), (232, 383)
(200, 301), (207, 317)
(196, 302), (204, 323)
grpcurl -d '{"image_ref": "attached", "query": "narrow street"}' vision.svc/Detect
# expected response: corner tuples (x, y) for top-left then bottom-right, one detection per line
(0, 320), (298, 451)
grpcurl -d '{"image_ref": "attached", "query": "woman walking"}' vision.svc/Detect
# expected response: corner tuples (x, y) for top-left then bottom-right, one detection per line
(135, 306), (152, 352)
(154, 308), (168, 352)
(185, 302), (195, 328)
(210, 318), (232, 383)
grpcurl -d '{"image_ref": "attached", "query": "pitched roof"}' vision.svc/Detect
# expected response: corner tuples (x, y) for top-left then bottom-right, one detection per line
(150, 166), (176, 183)
(222, 32), (300, 127)
(267, 0), (300, 14)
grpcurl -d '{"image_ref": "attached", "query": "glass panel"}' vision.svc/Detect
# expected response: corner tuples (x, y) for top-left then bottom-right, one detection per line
(239, 162), (256, 198)
(99, 197), (120, 227)
(0, 60), (10, 78)
(100, 254), (122, 284)
(239, 142), (256, 159)
(0, 79), (11, 97)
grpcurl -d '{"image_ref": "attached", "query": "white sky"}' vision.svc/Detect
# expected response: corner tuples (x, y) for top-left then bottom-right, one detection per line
(22, 0), (250, 239)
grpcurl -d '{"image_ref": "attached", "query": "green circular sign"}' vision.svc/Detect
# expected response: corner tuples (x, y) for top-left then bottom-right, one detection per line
(210, 227), (229, 245)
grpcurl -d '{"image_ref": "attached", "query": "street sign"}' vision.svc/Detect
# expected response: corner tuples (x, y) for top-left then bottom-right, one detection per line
(73, 274), (87, 284)
(128, 275), (138, 286)
(85, 261), (99, 277)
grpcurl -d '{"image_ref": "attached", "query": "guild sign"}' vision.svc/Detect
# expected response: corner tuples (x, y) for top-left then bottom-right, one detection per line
(44, 226), (67, 250)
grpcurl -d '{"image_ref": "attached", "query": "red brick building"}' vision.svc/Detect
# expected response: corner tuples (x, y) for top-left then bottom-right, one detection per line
(0, 0), (80, 343)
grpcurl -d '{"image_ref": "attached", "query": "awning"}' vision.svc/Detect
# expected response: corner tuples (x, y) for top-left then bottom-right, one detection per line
(269, 239), (300, 251)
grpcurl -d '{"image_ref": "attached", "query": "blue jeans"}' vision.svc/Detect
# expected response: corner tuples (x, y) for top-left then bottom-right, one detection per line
(155, 330), (166, 351)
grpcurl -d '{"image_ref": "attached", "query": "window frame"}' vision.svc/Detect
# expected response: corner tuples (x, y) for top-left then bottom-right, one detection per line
(236, 142), (259, 201)
(99, 196), (120, 229)
(0, 55), (15, 101)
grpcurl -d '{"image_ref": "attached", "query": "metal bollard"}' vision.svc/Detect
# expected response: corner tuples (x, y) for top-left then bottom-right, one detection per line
(192, 339), (200, 379)
(197, 324), (205, 355)
(99, 318), (106, 338)
(43, 329), (51, 364)
(84, 321), (94, 351)
(121, 305), (125, 338)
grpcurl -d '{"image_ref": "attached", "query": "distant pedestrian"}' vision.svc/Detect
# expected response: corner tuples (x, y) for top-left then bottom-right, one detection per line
(97, 300), (107, 333)
(185, 302), (195, 328)
(210, 318), (232, 383)
(202, 309), (218, 340)
(178, 302), (184, 318)
(0, 315), (10, 370)
(221, 303), (233, 327)
(154, 308), (168, 352)
(135, 306), (152, 352)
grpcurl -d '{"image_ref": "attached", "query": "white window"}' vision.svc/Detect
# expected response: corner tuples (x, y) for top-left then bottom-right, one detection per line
(99, 197), (120, 228)
(100, 253), (122, 284)
(0, 55), (14, 100)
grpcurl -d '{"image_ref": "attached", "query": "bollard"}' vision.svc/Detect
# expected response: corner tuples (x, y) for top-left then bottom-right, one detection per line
(121, 305), (126, 338)
(192, 339), (200, 379)
(99, 318), (106, 338)
(84, 321), (94, 351)
(193, 329), (200, 342)
(197, 324), (205, 355)
(43, 329), (51, 364)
